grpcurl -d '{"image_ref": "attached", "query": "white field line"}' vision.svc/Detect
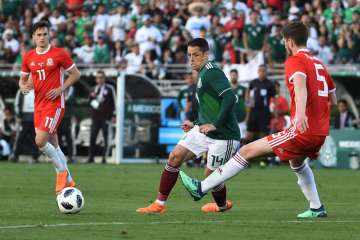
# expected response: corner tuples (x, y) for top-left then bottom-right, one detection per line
(1, 219), (360, 230)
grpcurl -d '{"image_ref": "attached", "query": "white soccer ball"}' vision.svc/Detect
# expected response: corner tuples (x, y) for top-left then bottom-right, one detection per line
(56, 187), (84, 214)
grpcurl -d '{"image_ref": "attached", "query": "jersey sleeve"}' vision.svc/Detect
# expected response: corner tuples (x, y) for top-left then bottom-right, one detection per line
(205, 69), (232, 97)
(326, 71), (336, 93)
(20, 52), (30, 75)
(60, 48), (75, 71)
(285, 56), (307, 84)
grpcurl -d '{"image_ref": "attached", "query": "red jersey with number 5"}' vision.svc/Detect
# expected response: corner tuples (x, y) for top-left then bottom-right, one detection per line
(284, 49), (336, 136)
(21, 46), (75, 110)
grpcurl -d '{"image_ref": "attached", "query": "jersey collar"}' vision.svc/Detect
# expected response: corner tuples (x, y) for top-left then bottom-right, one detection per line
(199, 61), (210, 72)
(36, 44), (51, 55)
(296, 48), (309, 54)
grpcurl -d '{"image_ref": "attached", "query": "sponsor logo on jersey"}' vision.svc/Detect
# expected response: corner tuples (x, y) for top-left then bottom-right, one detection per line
(38, 62), (45, 67)
(47, 58), (54, 66)
(30, 61), (35, 66)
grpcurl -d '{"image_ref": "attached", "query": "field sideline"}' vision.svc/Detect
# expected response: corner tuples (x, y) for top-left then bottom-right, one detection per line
(0, 162), (359, 240)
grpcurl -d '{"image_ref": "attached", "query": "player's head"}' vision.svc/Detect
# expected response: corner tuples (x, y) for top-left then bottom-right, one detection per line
(258, 64), (267, 80)
(187, 38), (209, 72)
(337, 99), (349, 113)
(229, 69), (238, 85)
(282, 21), (308, 56)
(32, 21), (50, 48)
(95, 70), (106, 85)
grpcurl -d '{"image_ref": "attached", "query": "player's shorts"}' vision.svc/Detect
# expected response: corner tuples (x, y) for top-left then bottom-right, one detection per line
(178, 125), (240, 170)
(34, 107), (64, 134)
(247, 110), (270, 133)
(267, 126), (326, 161)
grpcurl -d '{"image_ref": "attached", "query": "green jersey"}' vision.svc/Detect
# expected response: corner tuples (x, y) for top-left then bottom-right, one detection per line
(233, 85), (247, 122)
(196, 62), (240, 140)
(245, 23), (266, 50)
(268, 36), (286, 63)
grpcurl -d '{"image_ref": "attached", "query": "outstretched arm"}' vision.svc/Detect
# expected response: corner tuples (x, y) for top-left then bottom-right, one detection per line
(293, 74), (308, 133)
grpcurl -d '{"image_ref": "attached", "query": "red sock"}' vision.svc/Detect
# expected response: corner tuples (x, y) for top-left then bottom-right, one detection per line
(156, 163), (179, 202)
(211, 184), (227, 207)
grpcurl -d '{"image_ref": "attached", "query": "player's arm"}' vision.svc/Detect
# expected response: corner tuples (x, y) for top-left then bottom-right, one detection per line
(47, 65), (81, 100)
(293, 74), (309, 133)
(19, 73), (32, 95)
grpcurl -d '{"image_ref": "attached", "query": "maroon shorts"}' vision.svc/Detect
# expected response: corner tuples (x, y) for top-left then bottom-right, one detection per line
(267, 126), (326, 161)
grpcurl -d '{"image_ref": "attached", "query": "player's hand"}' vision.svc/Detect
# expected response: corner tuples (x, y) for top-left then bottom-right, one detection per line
(20, 83), (32, 95)
(199, 124), (216, 135)
(46, 87), (63, 101)
(294, 114), (309, 133)
(181, 120), (194, 132)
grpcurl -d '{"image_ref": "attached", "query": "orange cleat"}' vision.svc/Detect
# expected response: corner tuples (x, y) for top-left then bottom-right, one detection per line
(136, 202), (166, 214)
(55, 171), (69, 193)
(66, 179), (76, 188)
(201, 200), (233, 213)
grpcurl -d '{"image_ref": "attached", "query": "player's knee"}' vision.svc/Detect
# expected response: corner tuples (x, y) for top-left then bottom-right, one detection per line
(35, 136), (47, 148)
(168, 151), (183, 167)
(239, 144), (252, 159)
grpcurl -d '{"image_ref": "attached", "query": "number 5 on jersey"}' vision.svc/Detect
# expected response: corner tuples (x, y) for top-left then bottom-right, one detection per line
(37, 69), (46, 80)
(314, 64), (328, 97)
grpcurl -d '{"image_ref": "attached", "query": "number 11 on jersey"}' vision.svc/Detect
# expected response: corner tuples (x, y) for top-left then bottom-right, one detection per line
(37, 69), (46, 81)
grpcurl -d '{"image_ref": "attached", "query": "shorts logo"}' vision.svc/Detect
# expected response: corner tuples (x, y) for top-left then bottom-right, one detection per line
(47, 58), (54, 66)
(217, 167), (223, 175)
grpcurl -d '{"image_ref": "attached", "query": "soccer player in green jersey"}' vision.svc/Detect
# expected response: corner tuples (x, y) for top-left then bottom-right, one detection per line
(137, 38), (241, 213)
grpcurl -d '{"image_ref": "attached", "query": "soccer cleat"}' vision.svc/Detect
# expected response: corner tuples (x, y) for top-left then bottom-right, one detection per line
(66, 180), (76, 188)
(179, 171), (206, 201)
(201, 200), (233, 213)
(136, 202), (166, 214)
(55, 171), (69, 193)
(297, 205), (328, 218)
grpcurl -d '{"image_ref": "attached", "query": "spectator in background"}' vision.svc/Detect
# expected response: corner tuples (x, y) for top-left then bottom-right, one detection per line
(335, 25), (354, 63)
(107, 5), (130, 43)
(333, 99), (360, 129)
(124, 43), (143, 74)
(11, 89), (38, 163)
(245, 65), (275, 143)
(317, 35), (333, 64)
(185, 2), (211, 38)
(141, 50), (160, 79)
(243, 11), (267, 54)
(163, 17), (191, 54)
(74, 35), (95, 64)
(3, 29), (20, 56)
(199, 27), (215, 61)
(93, 4), (109, 41)
(135, 14), (163, 57)
(0, 106), (17, 160)
(59, 86), (76, 163)
(223, 9), (245, 34)
(229, 69), (247, 140)
(112, 40), (125, 65)
(75, 9), (93, 46)
(267, 24), (286, 64)
(224, 0), (249, 17)
(269, 81), (289, 133)
(88, 70), (116, 164)
(177, 71), (198, 122)
(49, 8), (66, 31)
(94, 35), (110, 64)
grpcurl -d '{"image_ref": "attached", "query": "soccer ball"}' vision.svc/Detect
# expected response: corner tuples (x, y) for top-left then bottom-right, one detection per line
(56, 187), (84, 214)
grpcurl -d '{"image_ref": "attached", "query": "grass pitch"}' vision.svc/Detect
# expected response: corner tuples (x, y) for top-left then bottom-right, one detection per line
(0, 162), (359, 240)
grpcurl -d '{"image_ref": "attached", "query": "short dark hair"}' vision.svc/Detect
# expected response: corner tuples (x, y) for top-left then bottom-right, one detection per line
(230, 69), (238, 74)
(338, 99), (348, 106)
(187, 38), (209, 52)
(32, 21), (50, 35)
(96, 70), (106, 76)
(282, 21), (308, 46)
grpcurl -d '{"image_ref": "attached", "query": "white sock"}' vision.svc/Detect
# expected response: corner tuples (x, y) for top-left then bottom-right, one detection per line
(155, 200), (165, 206)
(56, 146), (73, 182)
(292, 163), (322, 209)
(39, 143), (65, 173)
(201, 153), (249, 193)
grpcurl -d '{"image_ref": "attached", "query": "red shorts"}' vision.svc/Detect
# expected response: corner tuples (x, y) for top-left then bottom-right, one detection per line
(34, 108), (64, 134)
(267, 126), (326, 161)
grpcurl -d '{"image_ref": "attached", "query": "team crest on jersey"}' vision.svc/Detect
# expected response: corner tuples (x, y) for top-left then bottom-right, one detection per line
(47, 58), (54, 66)
(197, 77), (202, 88)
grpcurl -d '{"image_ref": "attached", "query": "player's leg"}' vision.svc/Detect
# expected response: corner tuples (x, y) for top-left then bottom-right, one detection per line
(100, 120), (109, 163)
(290, 157), (327, 218)
(137, 125), (207, 213)
(180, 136), (273, 200)
(88, 119), (101, 163)
(49, 133), (75, 187)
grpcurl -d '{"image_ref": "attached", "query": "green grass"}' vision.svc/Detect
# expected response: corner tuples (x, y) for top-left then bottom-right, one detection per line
(0, 162), (359, 240)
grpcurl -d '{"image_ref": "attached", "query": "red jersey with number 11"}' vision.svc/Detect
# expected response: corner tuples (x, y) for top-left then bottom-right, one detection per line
(284, 49), (336, 136)
(21, 46), (75, 110)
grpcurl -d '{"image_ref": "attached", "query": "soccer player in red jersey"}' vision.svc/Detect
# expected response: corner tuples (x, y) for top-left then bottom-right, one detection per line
(19, 21), (81, 193)
(180, 21), (338, 218)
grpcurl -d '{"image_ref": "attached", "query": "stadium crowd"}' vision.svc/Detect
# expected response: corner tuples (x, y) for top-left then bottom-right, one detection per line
(0, 0), (359, 79)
